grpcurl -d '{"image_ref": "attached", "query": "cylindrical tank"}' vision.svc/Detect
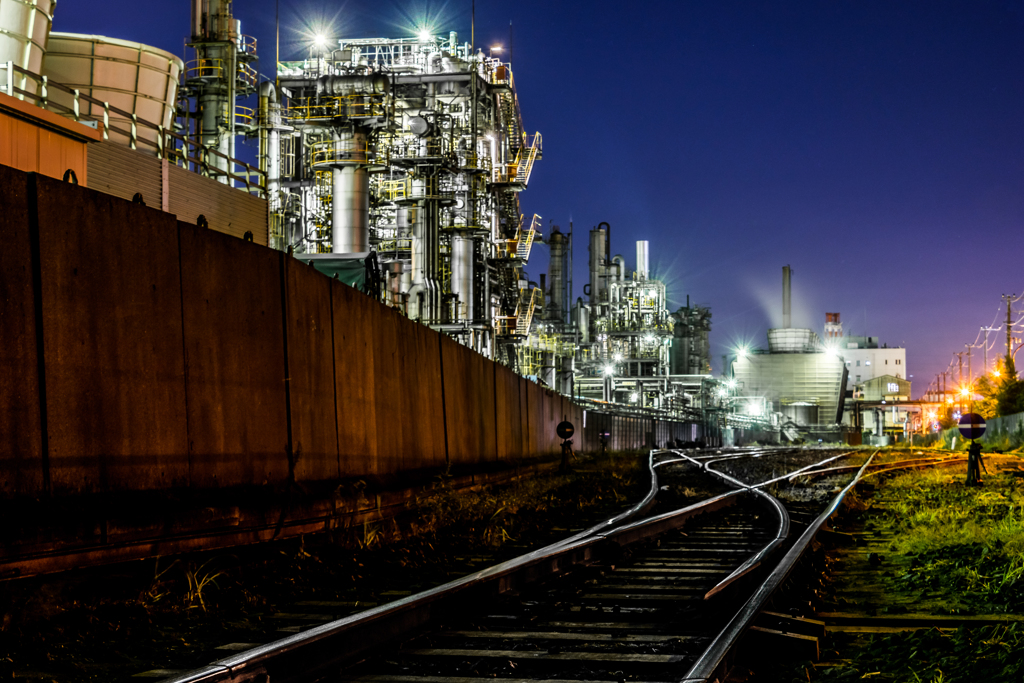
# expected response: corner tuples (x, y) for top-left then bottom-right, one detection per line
(42, 33), (183, 149)
(451, 235), (474, 321)
(0, 0), (55, 97)
(332, 165), (369, 253)
(548, 229), (565, 322)
(589, 226), (606, 304)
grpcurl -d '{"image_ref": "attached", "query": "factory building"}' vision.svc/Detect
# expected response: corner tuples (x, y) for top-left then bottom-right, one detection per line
(731, 266), (848, 428)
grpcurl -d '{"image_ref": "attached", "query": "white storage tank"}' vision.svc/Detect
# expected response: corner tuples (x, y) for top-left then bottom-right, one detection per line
(0, 0), (55, 97)
(42, 32), (183, 150)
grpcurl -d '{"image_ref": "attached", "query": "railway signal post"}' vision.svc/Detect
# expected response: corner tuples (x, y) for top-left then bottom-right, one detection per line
(958, 413), (987, 486)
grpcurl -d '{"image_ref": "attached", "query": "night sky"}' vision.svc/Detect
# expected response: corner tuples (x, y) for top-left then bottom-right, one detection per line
(52, 1), (1024, 394)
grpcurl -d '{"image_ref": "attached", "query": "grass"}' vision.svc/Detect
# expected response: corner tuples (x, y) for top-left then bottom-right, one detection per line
(871, 468), (1024, 614)
(805, 623), (1024, 683)
(0, 452), (645, 682)
(776, 456), (1024, 682)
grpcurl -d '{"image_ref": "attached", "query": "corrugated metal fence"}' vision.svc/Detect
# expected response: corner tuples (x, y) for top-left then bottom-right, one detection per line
(87, 140), (268, 244)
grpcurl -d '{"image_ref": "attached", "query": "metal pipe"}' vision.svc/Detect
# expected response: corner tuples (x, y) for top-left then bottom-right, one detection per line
(317, 74), (390, 96)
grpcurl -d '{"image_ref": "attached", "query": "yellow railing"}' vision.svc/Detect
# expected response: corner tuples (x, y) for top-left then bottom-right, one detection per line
(185, 58), (223, 80)
(517, 214), (540, 260)
(496, 287), (542, 337)
(377, 238), (413, 252)
(497, 213), (540, 262)
(382, 179), (409, 201)
(238, 34), (257, 56)
(310, 138), (369, 165)
(237, 62), (257, 88)
(235, 105), (254, 127)
(493, 132), (541, 186)
(287, 96), (387, 121)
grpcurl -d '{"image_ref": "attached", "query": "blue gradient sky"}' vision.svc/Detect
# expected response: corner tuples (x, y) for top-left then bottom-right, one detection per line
(53, 1), (1024, 394)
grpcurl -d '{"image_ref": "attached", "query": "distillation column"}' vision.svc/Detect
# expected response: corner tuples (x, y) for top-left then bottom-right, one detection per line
(451, 235), (475, 321)
(589, 224), (608, 306)
(410, 175), (441, 321)
(190, 0), (237, 177)
(547, 228), (566, 323)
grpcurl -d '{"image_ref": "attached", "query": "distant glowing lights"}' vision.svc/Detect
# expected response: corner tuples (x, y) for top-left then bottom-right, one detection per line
(313, 33), (328, 49)
(603, 365), (616, 377)
(417, 27), (434, 42)
(613, 353), (624, 361)
(630, 392), (639, 402)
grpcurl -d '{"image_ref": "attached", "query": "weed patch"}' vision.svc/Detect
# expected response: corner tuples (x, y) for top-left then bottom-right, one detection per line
(870, 468), (1024, 613)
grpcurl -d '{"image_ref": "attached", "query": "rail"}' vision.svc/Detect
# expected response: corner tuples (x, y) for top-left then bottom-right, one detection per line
(156, 450), (744, 683)
(681, 451), (878, 683)
(0, 61), (266, 196)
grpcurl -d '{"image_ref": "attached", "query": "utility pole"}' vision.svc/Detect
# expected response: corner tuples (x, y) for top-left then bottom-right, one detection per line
(982, 326), (1000, 374)
(1005, 294), (1015, 361)
(965, 343), (972, 385)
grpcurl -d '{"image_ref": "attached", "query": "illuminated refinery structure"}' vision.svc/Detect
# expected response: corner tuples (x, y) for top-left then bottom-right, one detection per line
(0, 0), (778, 433)
(518, 223), (720, 420)
(262, 29), (543, 361)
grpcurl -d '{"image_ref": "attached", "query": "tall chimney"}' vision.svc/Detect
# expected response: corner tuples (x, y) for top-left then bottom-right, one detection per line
(782, 265), (792, 329)
(636, 240), (649, 280)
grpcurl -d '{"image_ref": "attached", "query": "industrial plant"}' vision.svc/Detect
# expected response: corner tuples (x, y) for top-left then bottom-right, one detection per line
(0, 0), (795, 442)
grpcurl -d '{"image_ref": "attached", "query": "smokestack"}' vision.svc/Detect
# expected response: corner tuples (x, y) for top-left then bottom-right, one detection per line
(636, 240), (649, 280)
(782, 265), (792, 329)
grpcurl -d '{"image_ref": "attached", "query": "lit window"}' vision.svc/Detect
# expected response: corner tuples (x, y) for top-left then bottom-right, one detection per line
(865, 361), (871, 366)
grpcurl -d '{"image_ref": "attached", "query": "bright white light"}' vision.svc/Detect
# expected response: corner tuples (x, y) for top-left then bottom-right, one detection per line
(613, 353), (623, 362)
(603, 365), (615, 376)
(726, 379), (737, 389)
(417, 28), (433, 42)
(490, 45), (503, 53)
(313, 33), (328, 49)
(643, 334), (655, 344)
(736, 346), (748, 359)
(630, 392), (639, 402)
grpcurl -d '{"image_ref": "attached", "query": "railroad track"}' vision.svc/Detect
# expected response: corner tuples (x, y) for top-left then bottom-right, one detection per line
(155, 447), (880, 683)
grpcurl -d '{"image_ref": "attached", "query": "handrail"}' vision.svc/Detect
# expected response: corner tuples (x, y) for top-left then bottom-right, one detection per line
(0, 62), (266, 195)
